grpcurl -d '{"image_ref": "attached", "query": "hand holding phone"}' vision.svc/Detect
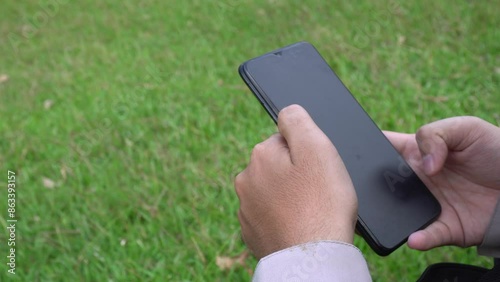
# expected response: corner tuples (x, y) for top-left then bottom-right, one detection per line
(238, 42), (441, 256)
(235, 104), (358, 259)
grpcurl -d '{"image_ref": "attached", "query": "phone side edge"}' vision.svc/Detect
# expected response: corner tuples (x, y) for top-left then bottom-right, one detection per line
(238, 62), (279, 123)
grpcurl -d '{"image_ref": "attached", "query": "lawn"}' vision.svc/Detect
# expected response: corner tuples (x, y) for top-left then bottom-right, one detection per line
(0, 0), (498, 281)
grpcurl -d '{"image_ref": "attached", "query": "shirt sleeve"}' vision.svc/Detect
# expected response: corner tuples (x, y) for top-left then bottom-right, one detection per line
(252, 241), (372, 282)
(478, 198), (500, 257)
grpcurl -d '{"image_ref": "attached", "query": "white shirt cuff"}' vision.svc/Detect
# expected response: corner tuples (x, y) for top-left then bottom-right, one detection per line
(252, 241), (371, 282)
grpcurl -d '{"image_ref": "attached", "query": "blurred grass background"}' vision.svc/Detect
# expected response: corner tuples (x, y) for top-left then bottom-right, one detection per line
(0, 0), (498, 281)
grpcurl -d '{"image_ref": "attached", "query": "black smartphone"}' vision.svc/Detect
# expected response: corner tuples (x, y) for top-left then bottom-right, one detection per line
(238, 42), (441, 256)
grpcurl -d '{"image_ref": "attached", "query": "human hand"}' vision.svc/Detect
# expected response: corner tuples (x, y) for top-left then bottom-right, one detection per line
(384, 116), (500, 250)
(235, 105), (358, 259)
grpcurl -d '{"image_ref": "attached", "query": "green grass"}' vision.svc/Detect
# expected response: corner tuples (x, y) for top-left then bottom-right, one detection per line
(0, 0), (499, 281)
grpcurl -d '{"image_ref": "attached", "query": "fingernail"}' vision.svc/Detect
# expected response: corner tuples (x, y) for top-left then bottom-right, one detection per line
(422, 154), (434, 175)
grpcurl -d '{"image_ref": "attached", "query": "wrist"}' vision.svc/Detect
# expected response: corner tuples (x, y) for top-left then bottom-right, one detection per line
(302, 220), (356, 245)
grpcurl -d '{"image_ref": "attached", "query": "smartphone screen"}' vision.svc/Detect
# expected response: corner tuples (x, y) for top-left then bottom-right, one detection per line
(239, 42), (441, 255)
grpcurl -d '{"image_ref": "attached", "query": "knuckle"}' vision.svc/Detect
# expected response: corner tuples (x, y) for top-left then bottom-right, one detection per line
(463, 115), (483, 125)
(234, 171), (246, 196)
(463, 116), (489, 133)
(416, 124), (431, 141)
(416, 124), (442, 148)
(237, 209), (244, 224)
(250, 142), (267, 160)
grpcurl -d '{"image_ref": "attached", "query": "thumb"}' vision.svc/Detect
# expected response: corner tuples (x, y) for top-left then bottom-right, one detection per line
(277, 104), (334, 164)
(415, 116), (483, 176)
(407, 220), (454, 250)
